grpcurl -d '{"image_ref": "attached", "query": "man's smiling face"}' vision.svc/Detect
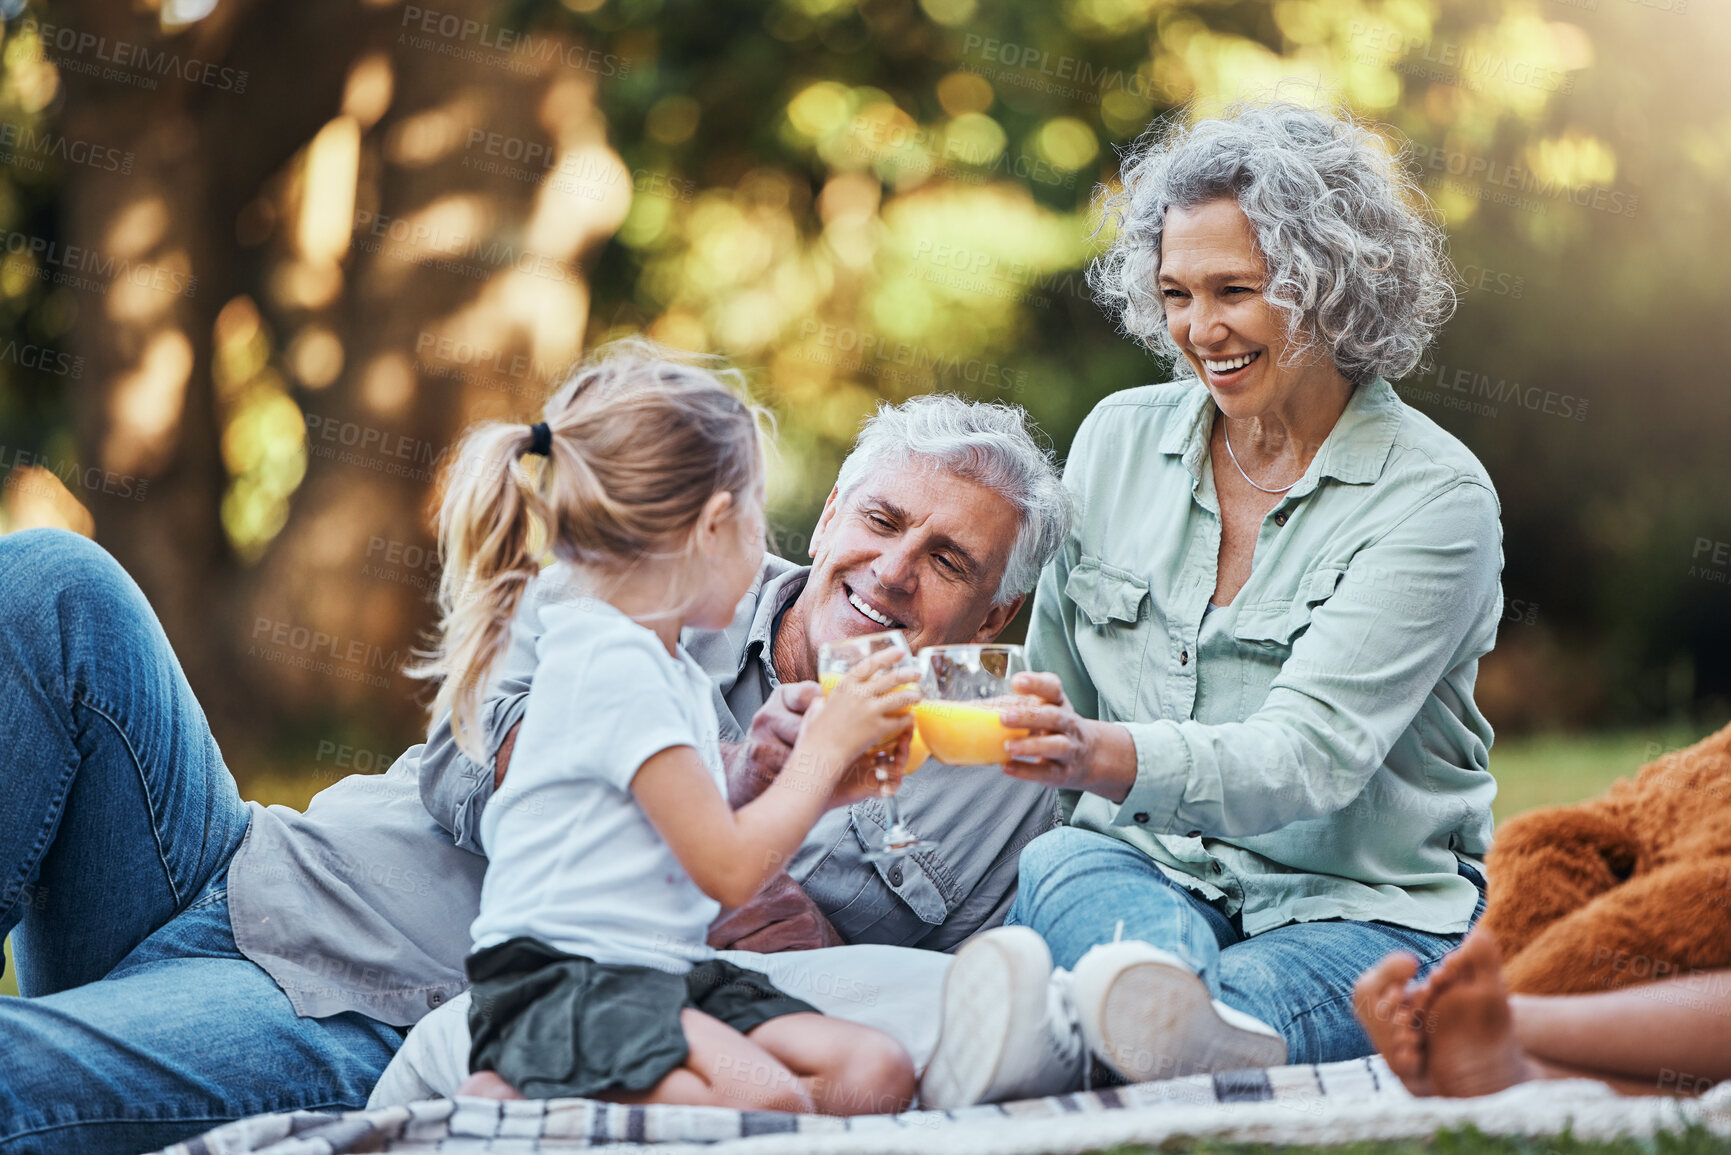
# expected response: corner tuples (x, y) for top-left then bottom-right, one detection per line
(792, 464), (1024, 672)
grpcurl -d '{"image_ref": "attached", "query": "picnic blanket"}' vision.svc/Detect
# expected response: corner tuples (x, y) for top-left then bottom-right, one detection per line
(154, 1058), (1731, 1155)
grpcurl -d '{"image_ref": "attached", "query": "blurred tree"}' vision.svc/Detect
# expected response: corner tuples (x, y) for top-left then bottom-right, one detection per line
(2, 0), (625, 764)
(2, 0), (1728, 780)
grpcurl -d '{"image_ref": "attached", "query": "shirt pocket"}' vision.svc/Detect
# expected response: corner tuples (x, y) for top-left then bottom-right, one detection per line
(1064, 555), (1153, 721)
(1232, 565), (1347, 651)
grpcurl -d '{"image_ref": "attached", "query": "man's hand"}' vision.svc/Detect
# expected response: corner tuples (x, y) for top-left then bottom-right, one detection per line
(707, 870), (845, 952)
(726, 682), (821, 807)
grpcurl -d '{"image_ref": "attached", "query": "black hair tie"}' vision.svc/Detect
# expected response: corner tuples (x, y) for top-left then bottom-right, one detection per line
(526, 421), (552, 457)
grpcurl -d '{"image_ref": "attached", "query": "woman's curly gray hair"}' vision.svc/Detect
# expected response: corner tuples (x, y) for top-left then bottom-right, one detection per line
(1088, 103), (1457, 384)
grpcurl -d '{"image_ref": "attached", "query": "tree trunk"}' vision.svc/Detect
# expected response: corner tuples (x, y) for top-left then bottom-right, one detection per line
(56, 0), (625, 772)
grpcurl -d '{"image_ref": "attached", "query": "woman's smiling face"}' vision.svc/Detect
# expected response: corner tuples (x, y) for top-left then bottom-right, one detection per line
(1158, 197), (1344, 420)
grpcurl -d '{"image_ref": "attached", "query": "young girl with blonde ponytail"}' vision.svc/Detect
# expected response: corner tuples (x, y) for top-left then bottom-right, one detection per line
(415, 340), (918, 1113)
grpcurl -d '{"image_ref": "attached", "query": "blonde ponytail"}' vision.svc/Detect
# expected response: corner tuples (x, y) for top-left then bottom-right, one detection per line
(414, 337), (767, 761)
(416, 421), (550, 759)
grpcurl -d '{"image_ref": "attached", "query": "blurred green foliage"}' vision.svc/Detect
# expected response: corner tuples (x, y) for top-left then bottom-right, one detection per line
(1, 0), (1729, 770)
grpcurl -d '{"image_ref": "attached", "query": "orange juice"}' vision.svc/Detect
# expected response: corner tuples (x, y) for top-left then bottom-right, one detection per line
(819, 674), (929, 774)
(913, 699), (1029, 765)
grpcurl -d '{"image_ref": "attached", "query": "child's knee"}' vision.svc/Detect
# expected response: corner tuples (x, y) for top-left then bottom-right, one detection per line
(841, 1032), (916, 1113)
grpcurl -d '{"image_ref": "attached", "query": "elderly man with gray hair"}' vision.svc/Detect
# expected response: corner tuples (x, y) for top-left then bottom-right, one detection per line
(365, 391), (1085, 1104)
(426, 390), (1076, 956)
(0, 387), (1078, 1150)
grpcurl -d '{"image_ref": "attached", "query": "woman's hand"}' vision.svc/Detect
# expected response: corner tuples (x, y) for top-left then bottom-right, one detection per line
(998, 672), (1138, 804)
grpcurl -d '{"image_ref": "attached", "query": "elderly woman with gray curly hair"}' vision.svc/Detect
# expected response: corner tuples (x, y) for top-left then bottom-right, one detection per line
(918, 103), (1504, 1107)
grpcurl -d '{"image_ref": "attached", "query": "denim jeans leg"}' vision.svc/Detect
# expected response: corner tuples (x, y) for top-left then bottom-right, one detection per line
(1213, 867), (1489, 1063)
(0, 529), (251, 995)
(1007, 826), (1237, 980)
(0, 886), (402, 1155)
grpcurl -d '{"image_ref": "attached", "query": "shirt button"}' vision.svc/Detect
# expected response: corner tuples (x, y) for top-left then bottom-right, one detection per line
(1133, 812), (1150, 824)
(1179, 649), (1189, 665)
(1186, 830), (1201, 838)
(428, 991), (444, 1008)
(1274, 510), (1289, 527)
(887, 864), (904, 887)
(1212, 861), (1224, 874)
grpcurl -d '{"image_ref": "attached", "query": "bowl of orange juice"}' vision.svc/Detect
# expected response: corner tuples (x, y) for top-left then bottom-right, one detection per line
(913, 644), (1033, 765)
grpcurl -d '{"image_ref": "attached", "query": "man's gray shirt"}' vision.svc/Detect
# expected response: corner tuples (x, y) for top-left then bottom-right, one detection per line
(228, 557), (1057, 1025)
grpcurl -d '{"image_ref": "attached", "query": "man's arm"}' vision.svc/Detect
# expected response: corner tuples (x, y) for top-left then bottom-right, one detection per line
(706, 681), (848, 951)
(419, 570), (555, 850)
(724, 682), (820, 807)
(418, 692), (528, 854)
(708, 870), (845, 951)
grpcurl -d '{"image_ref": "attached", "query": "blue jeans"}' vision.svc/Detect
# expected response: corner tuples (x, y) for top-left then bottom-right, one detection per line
(0, 530), (400, 1154)
(1007, 825), (1486, 1065)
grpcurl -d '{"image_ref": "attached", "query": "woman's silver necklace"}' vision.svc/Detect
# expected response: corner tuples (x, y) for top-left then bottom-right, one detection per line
(1221, 421), (1300, 494)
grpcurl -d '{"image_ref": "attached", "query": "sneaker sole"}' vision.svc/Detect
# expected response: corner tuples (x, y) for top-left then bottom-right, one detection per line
(918, 928), (1052, 1109)
(1090, 958), (1287, 1082)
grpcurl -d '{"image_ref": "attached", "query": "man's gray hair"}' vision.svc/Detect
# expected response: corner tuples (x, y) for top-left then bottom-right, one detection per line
(834, 394), (1071, 605)
(1089, 102), (1457, 384)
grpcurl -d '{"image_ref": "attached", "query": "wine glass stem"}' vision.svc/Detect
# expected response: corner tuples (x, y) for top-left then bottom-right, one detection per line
(881, 783), (906, 837)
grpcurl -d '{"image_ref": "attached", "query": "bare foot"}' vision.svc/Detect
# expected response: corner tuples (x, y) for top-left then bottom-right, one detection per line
(1422, 930), (1540, 1097)
(1354, 951), (1432, 1095)
(458, 1070), (525, 1100)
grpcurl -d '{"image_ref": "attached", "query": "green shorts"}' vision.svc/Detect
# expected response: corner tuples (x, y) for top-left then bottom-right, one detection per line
(466, 937), (819, 1100)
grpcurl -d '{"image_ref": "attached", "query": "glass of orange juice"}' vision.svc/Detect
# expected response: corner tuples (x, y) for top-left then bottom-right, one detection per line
(913, 644), (1034, 765)
(816, 630), (933, 862)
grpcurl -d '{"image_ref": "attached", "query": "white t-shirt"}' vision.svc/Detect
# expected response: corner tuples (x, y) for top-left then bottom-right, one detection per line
(470, 597), (727, 973)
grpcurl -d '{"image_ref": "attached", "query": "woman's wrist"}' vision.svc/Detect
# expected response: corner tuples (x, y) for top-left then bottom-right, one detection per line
(1077, 719), (1139, 804)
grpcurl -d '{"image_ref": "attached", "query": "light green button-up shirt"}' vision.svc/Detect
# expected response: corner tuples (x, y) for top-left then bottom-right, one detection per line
(1026, 377), (1503, 936)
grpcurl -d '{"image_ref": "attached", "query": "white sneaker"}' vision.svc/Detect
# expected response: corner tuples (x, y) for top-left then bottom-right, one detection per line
(918, 927), (1087, 1108)
(1069, 940), (1287, 1083)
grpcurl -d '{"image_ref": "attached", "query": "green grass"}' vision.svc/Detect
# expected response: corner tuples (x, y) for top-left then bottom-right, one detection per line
(1484, 725), (1704, 824)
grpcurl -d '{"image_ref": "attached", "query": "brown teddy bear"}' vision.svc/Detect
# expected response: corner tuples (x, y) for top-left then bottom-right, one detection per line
(1477, 721), (1731, 995)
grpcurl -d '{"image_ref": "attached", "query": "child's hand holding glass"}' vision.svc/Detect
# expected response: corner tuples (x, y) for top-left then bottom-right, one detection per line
(796, 645), (920, 810)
